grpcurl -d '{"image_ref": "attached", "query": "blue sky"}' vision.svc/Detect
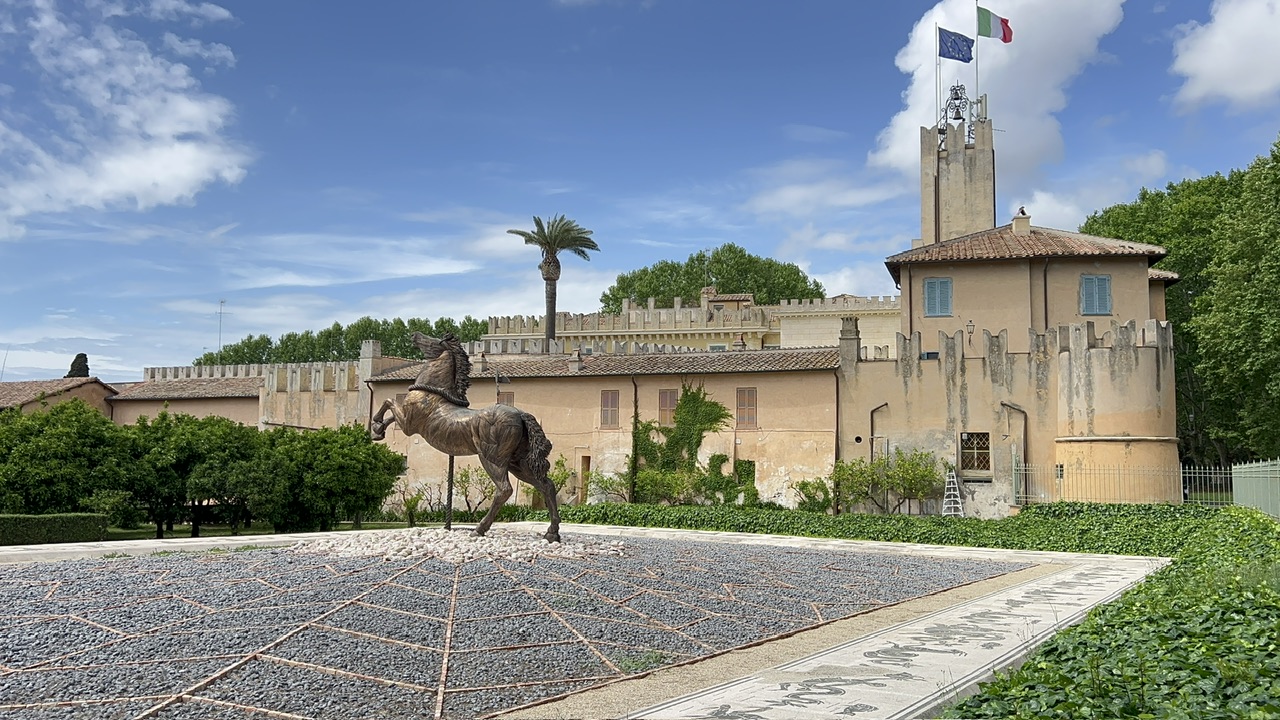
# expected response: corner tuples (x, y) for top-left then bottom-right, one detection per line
(1, 0), (1278, 383)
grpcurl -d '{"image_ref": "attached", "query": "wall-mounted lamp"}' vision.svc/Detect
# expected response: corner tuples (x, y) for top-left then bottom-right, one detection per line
(966, 320), (976, 340)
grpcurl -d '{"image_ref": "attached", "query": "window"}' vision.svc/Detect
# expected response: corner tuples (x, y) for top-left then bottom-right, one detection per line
(497, 391), (514, 407)
(658, 389), (678, 426)
(708, 344), (727, 352)
(924, 277), (952, 317)
(1080, 275), (1112, 315)
(600, 390), (620, 429)
(960, 432), (991, 472)
(736, 387), (757, 429)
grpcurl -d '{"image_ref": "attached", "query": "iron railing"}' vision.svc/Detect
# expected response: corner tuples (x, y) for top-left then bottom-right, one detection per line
(1011, 459), (1280, 516)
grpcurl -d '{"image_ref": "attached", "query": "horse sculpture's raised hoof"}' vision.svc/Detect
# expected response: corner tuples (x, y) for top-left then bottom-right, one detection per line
(544, 531), (561, 543)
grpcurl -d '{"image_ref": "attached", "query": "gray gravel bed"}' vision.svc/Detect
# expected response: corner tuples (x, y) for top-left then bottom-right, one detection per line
(169, 603), (332, 632)
(195, 659), (432, 719)
(80, 598), (206, 635)
(267, 627), (441, 687)
(538, 590), (651, 623)
(447, 643), (610, 688)
(57, 626), (284, 667)
(149, 698), (277, 719)
(623, 592), (710, 627)
(385, 569), (455, 594)
(0, 700), (159, 720)
(441, 679), (601, 718)
(563, 615), (711, 656)
(0, 659), (227, 706)
(358, 586), (449, 618)
(449, 613), (577, 651)
(450, 590), (534, 620)
(1, 619), (122, 669)
(0, 530), (1031, 719)
(320, 605), (445, 648)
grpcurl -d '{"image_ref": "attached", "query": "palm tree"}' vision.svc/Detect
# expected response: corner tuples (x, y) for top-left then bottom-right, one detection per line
(507, 215), (599, 349)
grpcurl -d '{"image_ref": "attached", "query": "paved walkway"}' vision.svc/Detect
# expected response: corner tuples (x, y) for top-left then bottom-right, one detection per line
(0, 524), (1168, 719)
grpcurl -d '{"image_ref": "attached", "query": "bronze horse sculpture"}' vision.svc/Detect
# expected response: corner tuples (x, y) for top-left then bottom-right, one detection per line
(370, 332), (561, 542)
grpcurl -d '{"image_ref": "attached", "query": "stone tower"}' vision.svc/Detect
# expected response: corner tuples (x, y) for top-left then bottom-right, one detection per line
(916, 85), (996, 248)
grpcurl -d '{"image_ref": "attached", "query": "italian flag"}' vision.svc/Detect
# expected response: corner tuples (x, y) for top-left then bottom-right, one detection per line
(977, 6), (1013, 43)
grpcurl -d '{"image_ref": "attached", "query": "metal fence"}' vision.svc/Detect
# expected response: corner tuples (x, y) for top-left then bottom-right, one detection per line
(1232, 458), (1280, 519)
(1013, 459), (1280, 516)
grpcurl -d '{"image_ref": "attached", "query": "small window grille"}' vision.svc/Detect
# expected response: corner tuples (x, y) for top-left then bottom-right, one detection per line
(960, 432), (991, 471)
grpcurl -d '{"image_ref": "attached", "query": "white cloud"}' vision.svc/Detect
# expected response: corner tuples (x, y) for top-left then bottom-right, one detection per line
(1171, 0), (1280, 111)
(868, 0), (1126, 191)
(162, 32), (236, 67)
(0, 1), (249, 239)
(145, 0), (233, 23)
(744, 158), (907, 217)
(811, 263), (901, 298)
(219, 233), (484, 290)
(777, 223), (907, 259)
(1011, 150), (1170, 230)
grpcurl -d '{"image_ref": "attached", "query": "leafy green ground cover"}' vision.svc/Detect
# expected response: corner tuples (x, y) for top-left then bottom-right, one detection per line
(519, 502), (1279, 719)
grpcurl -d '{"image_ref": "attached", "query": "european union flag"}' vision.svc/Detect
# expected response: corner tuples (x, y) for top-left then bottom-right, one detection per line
(938, 27), (974, 63)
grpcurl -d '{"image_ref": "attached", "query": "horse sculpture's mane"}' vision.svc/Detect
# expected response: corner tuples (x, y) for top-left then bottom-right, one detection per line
(411, 332), (472, 405)
(439, 333), (472, 400)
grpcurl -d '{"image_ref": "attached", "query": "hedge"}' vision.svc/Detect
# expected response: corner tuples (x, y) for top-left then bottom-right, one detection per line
(0, 513), (109, 545)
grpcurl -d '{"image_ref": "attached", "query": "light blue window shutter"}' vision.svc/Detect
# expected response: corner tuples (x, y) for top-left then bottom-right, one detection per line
(1081, 276), (1096, 314)
(939, 278), (952, 316)
(1098, 276), (1111, 314)
(925, 279), (939, 316)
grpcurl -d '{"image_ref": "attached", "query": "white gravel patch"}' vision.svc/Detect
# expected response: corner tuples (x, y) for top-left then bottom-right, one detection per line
(289, 527), (627, 563)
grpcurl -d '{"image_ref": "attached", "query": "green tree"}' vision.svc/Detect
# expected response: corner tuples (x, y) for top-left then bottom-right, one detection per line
(185, 416), (264, 535)
(599, 243), (825, 313)
(507, 215), (600, 346)
(248, 425), (404, 532)
(0, 400), (131, 515)
(127, 412), (204, 539)
(194, 316), (487, 365)
(1191, 136), (1280, 458)
(64, 353), (90, 378)
(1081, 171), (1246, 464)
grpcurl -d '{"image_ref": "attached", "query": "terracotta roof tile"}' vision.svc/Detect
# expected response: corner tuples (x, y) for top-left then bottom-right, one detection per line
(0, 377), (116, 410)
(110, 377), (263, 401)
(371, 347), (841, 383)
(1148, 268), (1180, 283)
(884, 225), (1167, 283)
(706, 293), (755, 302)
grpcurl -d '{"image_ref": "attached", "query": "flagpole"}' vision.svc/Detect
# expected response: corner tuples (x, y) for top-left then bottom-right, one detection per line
(974, 0), (980, 109)
(934, 23), (940, 134)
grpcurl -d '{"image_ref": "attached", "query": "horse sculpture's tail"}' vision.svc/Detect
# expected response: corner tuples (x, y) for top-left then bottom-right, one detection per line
(519, 410), (552, 480)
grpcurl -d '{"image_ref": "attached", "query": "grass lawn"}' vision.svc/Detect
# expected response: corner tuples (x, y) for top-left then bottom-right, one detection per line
(105, 520), (411, 541)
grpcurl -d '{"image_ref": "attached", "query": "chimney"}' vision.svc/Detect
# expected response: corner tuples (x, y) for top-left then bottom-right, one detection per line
(474, 351), (488, 373)
(1012, 206), (1031, 236)
(839, 316), (862, 366)
(567, 348), (585, 371)
(732, 334), (747, 352)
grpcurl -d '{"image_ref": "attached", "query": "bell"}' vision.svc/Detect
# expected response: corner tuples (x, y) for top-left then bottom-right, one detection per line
(951, 106), (964, 121)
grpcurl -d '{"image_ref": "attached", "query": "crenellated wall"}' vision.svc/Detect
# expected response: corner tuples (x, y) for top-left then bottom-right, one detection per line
(485, 294), (903, 354)
(838, 318), (1177, 517)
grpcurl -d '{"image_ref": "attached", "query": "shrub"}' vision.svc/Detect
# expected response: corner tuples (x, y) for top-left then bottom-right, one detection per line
(0, 513), (108, 545)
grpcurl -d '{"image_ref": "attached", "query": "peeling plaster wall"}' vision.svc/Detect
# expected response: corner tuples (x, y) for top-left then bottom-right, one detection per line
(839, 319), (1177, 517)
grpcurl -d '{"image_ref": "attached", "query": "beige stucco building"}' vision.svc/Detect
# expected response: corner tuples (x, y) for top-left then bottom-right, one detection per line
(0, 377), (117, 416)
(100, 87), (1181, 517)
